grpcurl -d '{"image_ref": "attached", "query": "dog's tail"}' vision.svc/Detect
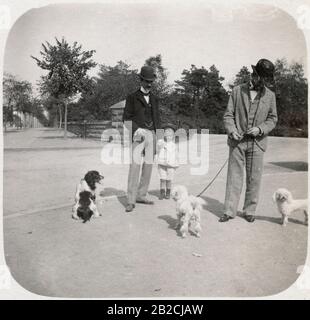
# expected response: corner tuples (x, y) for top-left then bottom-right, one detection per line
(189, 195), (206, 209)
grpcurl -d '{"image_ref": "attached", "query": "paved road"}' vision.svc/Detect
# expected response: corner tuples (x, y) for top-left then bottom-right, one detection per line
(2, 128), (308, 298)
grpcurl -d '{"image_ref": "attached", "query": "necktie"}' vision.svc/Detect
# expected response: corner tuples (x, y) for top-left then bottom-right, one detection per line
(141, 90), (150, 96)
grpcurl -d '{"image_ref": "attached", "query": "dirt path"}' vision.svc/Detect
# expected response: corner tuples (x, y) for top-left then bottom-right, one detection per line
(2, 129), (308, 298)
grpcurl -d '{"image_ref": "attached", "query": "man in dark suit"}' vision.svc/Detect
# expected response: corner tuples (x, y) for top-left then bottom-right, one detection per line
(220, 59), (278, 223)
(123, 66), (161, 212)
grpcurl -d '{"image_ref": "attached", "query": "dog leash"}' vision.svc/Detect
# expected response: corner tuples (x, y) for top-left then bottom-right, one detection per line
(196, 158), (229, 198)
(195, 135), (265, 198)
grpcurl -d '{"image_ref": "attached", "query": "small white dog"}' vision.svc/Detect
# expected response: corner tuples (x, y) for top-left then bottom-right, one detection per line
(171, 185), (206, 238)
(272, 188), (308, 227)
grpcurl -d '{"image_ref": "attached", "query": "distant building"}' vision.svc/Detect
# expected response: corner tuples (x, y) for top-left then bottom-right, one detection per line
(109, 100), (128, 145)
(110, 100), (125, 127)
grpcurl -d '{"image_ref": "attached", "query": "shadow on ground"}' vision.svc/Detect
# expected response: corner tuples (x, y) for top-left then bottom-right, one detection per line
(3, 130), (23, 133)
(148, 189), (160, 198)
(99, 188), (163, 209)
(38, 136), (81, 139)
(100, 187), (127, 208)
(200, 196), (224, 218)
(269, 161), (308, 172)
(38, 128), (62, 131)
(254, 215), (306, 226)
(158, 215), (183, 237)
(199, 195), (306, 226)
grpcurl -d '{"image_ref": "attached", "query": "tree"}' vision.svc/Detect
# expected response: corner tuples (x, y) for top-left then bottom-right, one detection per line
(3, 73), (33, 130)
(31, 37), (96, 137)
(73, 61), (139, 121)
(175, 65), (209, 128)
(145, 54), (171, 98)
(174, 64), (228, 132)
(200, 65), (228, 133)
(273, 58), (307, 137)
(40, 93), (64, 127)
(144, 54), (173, 124)
(232, 66), (251, 87)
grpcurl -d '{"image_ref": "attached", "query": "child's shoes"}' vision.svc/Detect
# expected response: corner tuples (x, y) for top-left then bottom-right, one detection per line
(159, 189), (165, 200)
(165, 189), (171, 199)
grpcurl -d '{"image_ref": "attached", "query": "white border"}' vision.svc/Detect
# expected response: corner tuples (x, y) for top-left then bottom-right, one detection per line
(0, 0), (309, 300)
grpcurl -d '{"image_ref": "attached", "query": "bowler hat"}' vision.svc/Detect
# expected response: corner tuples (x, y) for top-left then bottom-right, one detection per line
(139, 66), (156, 81)
(251, 59), (275, 78)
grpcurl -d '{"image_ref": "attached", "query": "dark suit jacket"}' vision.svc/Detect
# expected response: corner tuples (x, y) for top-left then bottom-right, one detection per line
(223, 83), (278, 151)
(122, 89), (161, 137)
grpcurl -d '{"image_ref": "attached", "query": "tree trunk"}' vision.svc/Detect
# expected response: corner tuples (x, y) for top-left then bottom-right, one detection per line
(64, 101), (68, 139)
(58, 104), (62, 129)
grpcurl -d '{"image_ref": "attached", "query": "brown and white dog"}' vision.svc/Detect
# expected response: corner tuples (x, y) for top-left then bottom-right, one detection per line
(171, 185), (206, 238)
(272, 188), (308, 227)
(72, 171), (104, 222)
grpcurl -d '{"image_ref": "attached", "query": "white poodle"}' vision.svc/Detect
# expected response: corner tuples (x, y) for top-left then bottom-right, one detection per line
(272, 188), (308, 227)
(171, 185), (206, 238)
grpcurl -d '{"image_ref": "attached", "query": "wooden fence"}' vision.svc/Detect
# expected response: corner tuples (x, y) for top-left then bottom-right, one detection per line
(4, 112), (45, 131)
(62, 120), (112, 139)
(62, 120), (131, 144)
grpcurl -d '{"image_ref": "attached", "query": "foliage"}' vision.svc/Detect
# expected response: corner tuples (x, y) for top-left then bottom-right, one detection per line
(7, 45), (307, 139)
(73, 61), (139, 121)
(145, 54), (172, 98)
(173, 64), (228, 132)
(232, 66), (251, 87)
(2, 73), (48, 127)
(272, 59), (307, 137)
(31, 37), (96, 128)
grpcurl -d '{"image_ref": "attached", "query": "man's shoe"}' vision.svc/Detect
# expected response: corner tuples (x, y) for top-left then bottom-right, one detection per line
(244, 214), (255, 223)
(125, 204), (135, 212)
(136, 199), (154, 205)
(219, 214), (233, 222)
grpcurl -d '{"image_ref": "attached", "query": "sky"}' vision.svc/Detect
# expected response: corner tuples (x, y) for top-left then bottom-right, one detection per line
(4, 2), (307, 91)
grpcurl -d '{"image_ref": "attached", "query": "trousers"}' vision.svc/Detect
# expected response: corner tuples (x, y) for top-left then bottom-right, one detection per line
(127, 129), (156, 204)
(224, 138), (264, 217)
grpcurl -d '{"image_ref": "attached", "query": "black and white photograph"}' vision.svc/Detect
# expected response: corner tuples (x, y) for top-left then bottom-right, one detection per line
(0, 0), (309, 299)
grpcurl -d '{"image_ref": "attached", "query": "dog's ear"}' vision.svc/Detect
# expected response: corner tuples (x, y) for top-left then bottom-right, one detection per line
(272, 192), (277, 203)
(84, 171), (96, 190)
(84, 171), (90, 179)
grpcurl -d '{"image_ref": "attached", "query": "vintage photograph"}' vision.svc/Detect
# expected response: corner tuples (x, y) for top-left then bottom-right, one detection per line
(2, 1), (308, 298)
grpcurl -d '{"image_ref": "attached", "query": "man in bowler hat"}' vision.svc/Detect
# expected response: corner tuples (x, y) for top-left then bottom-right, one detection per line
(123, 66), (161, 212)
(219, 59), (278, 223)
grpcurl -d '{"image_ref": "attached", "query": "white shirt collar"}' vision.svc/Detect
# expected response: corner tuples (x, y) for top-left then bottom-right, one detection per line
(140, 86), (150, 95)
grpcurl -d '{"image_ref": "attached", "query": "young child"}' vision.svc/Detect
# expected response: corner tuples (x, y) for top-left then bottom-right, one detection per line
(156, 124), (179, 199)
